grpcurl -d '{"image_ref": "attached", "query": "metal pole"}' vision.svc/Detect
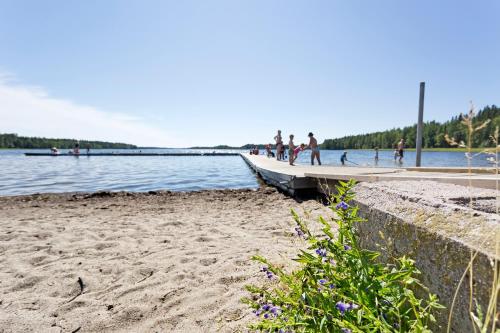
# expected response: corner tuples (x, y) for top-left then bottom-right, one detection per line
(415, 82), (425, 167)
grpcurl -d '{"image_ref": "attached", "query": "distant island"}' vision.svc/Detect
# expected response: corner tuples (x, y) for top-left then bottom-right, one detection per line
(322, 105), (499, 150)
(0, 133), (137, 149)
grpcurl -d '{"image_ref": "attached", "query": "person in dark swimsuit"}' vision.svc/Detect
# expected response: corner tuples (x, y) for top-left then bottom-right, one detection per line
(397, 139), (404, 163)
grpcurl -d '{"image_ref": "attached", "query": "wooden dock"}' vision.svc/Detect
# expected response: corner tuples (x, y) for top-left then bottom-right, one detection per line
(241, 153), (499, 194)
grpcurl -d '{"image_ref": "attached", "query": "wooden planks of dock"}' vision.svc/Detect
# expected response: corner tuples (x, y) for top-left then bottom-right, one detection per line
(240, 153), (499, 193)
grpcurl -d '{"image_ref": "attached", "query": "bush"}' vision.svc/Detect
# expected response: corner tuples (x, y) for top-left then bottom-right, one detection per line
(243, 179), (443, 332)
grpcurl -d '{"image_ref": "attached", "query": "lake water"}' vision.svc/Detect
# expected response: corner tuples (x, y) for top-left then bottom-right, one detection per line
(0, 149), (496, 196)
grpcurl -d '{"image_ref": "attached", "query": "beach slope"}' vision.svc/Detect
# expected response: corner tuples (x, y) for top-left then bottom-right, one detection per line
(0, 188), (330, 332)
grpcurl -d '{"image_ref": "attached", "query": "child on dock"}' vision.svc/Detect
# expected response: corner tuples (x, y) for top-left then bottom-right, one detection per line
(290, 143), (305, 166)
(265, 144), (274, 158)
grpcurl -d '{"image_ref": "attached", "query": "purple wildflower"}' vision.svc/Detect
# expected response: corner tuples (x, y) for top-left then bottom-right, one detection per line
(319, 279), (327, 285)
(336, 301), (350, 315)
(315, 248), (327, 257)
(341, 329), (352, 333)
(344, 244), (352, 251)
(261, 267), (273, 279)
(294, 226), (304, 237)
(262, 304), (271, 311)
(329, 283), (336, 289)
(270, 306), (280, 315)
(336, 201), (349, 210)
(263, 313), (269, 319)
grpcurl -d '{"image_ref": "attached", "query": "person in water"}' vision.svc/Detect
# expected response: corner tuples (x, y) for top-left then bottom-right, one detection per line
(397, 139), (405, 163)
(340, 151), (348, 165)
(73, 143), (80, 155)
(274, 130), (283, 161)
(393, 145), (399, 161)
(307, 132), (321, 165)
(374, 147), (379, 161)
(288, 134), (296, 165)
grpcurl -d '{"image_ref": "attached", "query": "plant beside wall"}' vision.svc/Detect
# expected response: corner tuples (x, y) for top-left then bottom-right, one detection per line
(243, 180), (443, 332)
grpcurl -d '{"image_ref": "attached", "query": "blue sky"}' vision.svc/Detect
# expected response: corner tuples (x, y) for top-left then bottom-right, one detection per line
(0, 0), (498, 147)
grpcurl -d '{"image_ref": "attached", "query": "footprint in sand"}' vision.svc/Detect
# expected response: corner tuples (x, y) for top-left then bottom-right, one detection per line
(217, 275), (248, 285)
(10, 276), (43, 292)
(195, 236), (214, 242)
(199, 258), (217, 266)
(29, 255), (48, 266)
(234, 259), (251, 267)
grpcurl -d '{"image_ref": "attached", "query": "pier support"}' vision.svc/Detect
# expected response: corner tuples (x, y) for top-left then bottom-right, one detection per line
(416, 82), (425, 167)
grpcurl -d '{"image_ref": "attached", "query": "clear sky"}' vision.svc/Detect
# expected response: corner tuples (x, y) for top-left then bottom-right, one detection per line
(0, 0), (498, 147)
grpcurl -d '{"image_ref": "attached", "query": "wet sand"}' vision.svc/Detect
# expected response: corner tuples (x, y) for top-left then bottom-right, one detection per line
(0, 188), (331, 332)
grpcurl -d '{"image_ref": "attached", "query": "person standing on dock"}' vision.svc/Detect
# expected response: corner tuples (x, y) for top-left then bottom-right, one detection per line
(307, 132), (321, 165)
(288, 134), (296, 165)
(397, 139), (405, 163)
(274, 130), (283, 161)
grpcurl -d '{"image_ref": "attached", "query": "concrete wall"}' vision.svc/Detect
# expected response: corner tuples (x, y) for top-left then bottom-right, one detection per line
(355, 201), (497, 332)
(319, 179), (499, 332)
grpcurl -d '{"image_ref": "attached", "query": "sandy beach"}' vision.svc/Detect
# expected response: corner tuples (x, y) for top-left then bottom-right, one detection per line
(0, 188), (331, 332)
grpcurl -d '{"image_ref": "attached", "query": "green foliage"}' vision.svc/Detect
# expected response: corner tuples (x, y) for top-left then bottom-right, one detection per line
(321, 105), (499, 149)
(244, 180), (443, 332)
(0, 133), (137, 149)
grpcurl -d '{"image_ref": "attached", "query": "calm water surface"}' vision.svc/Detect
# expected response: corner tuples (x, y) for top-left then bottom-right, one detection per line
(0, 148), (496, 196)
(0, 149), (258, 196)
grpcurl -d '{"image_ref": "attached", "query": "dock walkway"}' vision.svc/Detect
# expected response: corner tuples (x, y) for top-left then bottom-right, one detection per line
(240, 153), (499, 194)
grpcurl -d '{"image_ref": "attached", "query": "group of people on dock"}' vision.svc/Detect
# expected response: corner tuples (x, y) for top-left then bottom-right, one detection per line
(253, 134), (406, 167)
(272, 130), (321, 166)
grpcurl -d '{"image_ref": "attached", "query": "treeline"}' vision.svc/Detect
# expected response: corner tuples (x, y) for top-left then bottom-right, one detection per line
(321, 105), (499, 149)
(0, 133), (137, 149)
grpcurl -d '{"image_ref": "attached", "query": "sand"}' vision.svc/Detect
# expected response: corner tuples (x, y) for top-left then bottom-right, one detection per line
(0, 188), (331, 332)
